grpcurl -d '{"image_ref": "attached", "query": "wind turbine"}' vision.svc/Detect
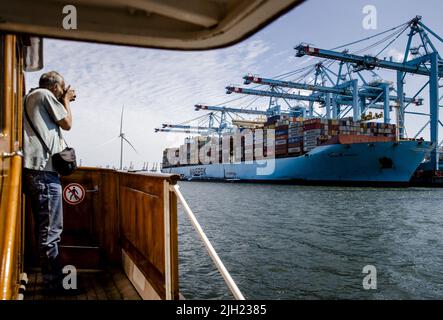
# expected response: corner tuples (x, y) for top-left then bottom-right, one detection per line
(97, 105), (138, 170)
(118, 105), (138, 170)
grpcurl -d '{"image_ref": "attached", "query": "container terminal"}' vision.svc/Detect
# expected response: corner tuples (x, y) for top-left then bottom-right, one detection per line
(157, 16), (443, 187)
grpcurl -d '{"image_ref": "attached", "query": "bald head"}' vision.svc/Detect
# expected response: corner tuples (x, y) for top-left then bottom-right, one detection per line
(39, 71), (65, 99)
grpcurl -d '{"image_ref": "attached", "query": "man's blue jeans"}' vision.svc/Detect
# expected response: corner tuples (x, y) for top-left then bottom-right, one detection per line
(24, 169), (63, 285)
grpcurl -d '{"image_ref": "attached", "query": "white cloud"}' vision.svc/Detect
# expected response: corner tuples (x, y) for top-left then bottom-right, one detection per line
(386, 48), (409, 62)
(25, 37), (271, 169)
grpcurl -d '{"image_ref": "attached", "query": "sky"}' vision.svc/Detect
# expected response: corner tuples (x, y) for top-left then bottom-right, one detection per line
(25, 0), (443, 169)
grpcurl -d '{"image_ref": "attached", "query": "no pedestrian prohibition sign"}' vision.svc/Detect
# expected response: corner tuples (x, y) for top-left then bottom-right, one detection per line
(63, 183), (85, 205)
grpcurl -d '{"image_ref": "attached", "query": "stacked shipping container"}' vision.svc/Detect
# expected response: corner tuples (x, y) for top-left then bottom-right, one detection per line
(288, 121), (304, 155)
(162, 116), (398, 167)
(275, 125), (288, 157)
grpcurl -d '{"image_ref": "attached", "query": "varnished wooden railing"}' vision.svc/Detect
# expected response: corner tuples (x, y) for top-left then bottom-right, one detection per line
(0, 34), (24, 300)
(118, 171), (179, 299)
(0, 154), (22, 300)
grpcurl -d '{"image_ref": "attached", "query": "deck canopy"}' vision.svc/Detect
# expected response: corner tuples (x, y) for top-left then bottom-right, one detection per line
(0, 0), (304, 49)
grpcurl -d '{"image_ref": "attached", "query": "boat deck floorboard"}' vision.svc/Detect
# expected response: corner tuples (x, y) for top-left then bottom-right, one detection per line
(24, 267), (141, 300)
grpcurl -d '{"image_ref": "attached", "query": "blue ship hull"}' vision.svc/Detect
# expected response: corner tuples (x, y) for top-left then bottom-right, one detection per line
(162, 140), (433, 184)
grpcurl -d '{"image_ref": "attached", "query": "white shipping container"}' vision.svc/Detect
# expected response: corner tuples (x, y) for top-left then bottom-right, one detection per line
(304, 129), (322, 135)
(288, 147), (301, 153)
(303, 136), (318, 141)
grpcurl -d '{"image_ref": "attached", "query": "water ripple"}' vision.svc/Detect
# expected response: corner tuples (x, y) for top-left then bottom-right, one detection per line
(177, 182), (443, 299)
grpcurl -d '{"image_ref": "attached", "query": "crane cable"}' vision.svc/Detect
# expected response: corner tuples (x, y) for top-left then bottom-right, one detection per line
(330, 21), (409, 51)
(178, 19), (414, 127)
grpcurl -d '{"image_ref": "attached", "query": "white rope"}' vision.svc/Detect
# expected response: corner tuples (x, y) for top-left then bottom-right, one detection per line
(172, 184), (245, 300)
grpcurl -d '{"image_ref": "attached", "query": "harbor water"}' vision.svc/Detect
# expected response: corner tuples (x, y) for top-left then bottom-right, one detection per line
(177, 181), (443, 299)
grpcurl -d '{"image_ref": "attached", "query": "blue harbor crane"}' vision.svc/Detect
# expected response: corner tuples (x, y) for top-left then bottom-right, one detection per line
(195, 103), (305, 118)
(155, 128), (211, 134)
(155, 111), (230, 135)
(242, 74), (423, 121)
(195, 104), (270, 115)
(161, 124), (220, 131)
(156, 16), (442, 171)
(294, 16), (442, 170)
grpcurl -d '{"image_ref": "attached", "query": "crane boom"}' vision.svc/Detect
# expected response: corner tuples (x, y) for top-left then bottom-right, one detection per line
(226, 86), (325, 102)
(243, 75), (349, 95)
(242, 75), (422, 105)
(162, 124), (219, 130)
(294, 45), (443, 76)
(195, 104), (270, 115)
(155, 128), (210, 134)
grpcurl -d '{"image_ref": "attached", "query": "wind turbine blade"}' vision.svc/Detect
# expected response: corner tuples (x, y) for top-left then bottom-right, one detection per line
(122, 136), (138, 154)
(97, 136), (118, 148)
(120, 105), (125, 135)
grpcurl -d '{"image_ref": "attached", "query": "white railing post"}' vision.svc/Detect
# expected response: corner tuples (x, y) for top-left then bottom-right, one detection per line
(163, 181), (172, 300)
(171, 184), (245, 300)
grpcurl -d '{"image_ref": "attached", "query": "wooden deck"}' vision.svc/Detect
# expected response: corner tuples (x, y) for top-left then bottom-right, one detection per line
(21, 169), (180, 301)
(24, 268), (141, 300)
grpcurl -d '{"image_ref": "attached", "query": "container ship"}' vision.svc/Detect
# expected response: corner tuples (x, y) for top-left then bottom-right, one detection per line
(159, 16), (443, 186)
(161, 116), (434, 185)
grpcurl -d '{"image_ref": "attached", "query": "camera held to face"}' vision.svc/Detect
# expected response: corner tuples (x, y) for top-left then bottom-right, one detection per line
(61, 85), (76, 102)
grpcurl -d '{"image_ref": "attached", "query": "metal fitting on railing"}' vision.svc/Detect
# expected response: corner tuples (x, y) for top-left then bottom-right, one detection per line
(20, 273), (28, 285)
(1, 150), (24, 159)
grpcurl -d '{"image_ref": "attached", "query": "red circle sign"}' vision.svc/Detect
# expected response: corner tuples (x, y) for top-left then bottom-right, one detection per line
(63, 183), (85, 205)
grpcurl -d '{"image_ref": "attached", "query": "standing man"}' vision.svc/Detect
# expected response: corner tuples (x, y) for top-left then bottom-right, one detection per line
(23, 71), (75, 289)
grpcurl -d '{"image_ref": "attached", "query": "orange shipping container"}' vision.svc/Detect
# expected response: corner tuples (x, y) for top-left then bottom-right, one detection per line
(322, 134), (396, 145)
